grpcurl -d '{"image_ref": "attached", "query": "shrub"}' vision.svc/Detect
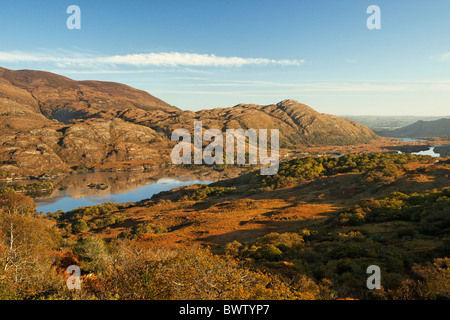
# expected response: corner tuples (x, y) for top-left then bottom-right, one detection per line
(412, 258), (450, 299)
(72, 219), (89, 234)
(184, 185), (236, 201)
(72, 237), (111, 274)
(129, 222), (168, 239)
(257, 232), (305, 250)
(224, 240), (243, 256)
(338, 231), (365, 241)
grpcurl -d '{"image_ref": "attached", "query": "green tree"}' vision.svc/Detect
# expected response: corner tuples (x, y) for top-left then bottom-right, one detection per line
(73, 237), (111, 274)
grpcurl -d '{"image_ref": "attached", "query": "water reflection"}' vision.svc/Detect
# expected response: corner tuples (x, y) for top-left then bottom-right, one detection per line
(411, 146), (440, 157)
(28, 171), (213, 213)
(397, 146), (440, 157)
(393, 138), (428, 142)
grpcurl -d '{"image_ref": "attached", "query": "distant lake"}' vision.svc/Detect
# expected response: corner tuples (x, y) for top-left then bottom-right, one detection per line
(7, 171), (213, 214)
(392, 137), (428, 142)
(390, 137), (441, 157)
(410, 146), (440, 157)
(397, 146), (440, 157)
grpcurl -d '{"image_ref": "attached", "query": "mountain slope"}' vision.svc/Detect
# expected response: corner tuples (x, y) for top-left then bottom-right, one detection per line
(0, 67), (177, 124)
(377, 118), (450, 138)
(115, 99), (379, 147)
(0, 67), (381, 178)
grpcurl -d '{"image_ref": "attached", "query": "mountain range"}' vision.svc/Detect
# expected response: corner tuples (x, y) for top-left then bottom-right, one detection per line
(376, 118), (450, 139)
(0, 67), (380, 178)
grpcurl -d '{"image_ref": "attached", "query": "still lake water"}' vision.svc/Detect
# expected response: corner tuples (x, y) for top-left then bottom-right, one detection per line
(410, 146), (440, 157)
(392, 138), (441, 157)
(24, 172), (213, 214)
(3, 137), (442, 213)
(394, 138), (428, 142)
(397, 147), (440, 157)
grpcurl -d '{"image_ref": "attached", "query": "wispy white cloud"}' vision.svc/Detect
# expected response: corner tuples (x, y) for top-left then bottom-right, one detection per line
(0, 51), (92, 64)
(432, 52), (450, 62)
(175, 79), (450, 93)
(0, 51), (304, 69)
(102, 52), (304, 67)
(440, 52), (450, 62)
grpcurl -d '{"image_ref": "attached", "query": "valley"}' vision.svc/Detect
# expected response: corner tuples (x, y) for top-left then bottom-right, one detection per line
(0, 67), (448, 301)
(43, 152), (449, 300)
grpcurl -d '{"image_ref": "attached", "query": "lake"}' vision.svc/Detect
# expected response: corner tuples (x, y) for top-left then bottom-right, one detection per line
(393, 137), (428, 142)
(396, 146), (441, 157)
(2, 139), (443, 213)
(8, 171), (213, 214)
(410, 146), (440, 157)
(391, 138), (441, 157)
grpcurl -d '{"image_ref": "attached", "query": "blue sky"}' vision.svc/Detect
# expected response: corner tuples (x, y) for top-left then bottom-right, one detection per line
(0, 0), (449, 115)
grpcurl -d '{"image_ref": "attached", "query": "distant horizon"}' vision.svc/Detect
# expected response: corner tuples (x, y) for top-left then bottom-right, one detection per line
(2, 64), (449, 118)
(339, 114), (450, 118)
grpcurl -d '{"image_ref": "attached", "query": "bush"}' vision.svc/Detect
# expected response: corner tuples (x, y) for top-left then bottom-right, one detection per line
(129, 222), (168, 239)
(72, 237), (111, 274)
(224, 240), (243, 256)
(91, 212), (126, 230)
(72, 219), (89, 234)
(412, 258), (450, 299)
(257, 232), (304, 250)
(89, 245), (329, 300)
(65, 203), (121, 218)
(335, 188), (450, 226)
(184, 185), (236, 201)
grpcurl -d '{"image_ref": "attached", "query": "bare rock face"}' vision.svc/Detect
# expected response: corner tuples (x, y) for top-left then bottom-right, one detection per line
(0, 67), (380, 178)
(0, 118), (168, 178)
(117, 99), (379, 147)
(57, 119), (162, 167)
(0, 67), (177, 177)
(0, 134), (70, 178)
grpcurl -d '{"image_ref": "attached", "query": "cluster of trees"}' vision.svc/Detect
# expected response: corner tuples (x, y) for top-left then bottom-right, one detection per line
(50, 203), (126, 235)
(118, 222), (168, 240)
(336, 188), (450, 230)
(72, 240), (333, 300)
(0, 193), (447, 300)
(0, 182), (54, 198)
(62, 203), (124, 218)
(0, 192), (62, 299)
(225, 231), (449, 299)
(298, 132), (374, 146)
(223, 187), (449, 299)
(258, 153), (430, 189)
(183, 185), (236, 201)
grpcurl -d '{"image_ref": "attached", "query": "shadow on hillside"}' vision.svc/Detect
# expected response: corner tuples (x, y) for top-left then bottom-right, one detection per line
(198, 210), (336, 246)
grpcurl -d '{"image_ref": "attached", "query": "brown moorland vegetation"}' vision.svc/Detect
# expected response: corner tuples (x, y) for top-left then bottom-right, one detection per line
(1, 152), (448, 300)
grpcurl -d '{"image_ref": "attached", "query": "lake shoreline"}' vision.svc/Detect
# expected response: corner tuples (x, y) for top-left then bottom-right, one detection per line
(2, 137), (449, 214)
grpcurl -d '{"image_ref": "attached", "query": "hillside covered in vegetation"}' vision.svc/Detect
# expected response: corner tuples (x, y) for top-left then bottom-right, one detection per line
(0, 153), (449, 300)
